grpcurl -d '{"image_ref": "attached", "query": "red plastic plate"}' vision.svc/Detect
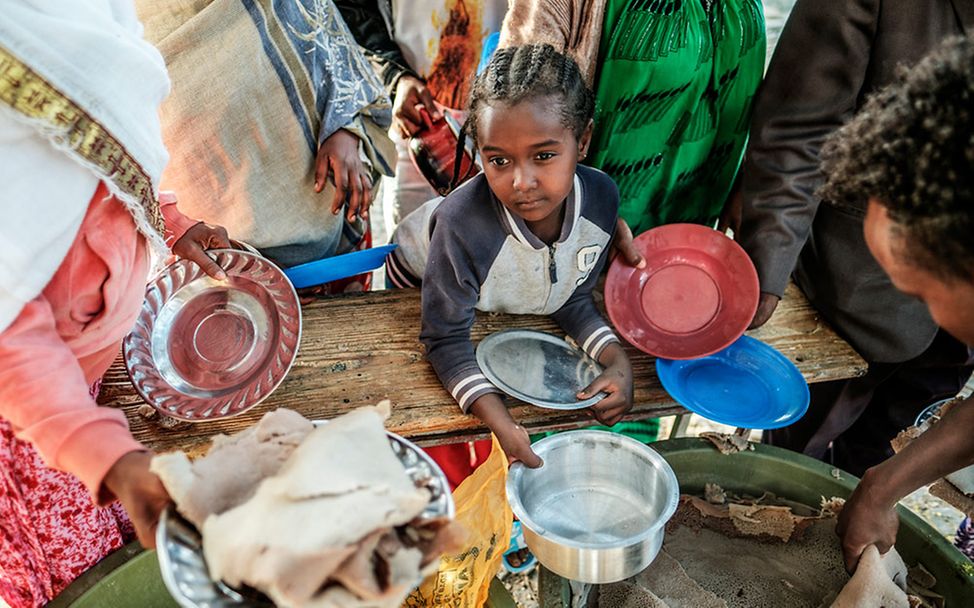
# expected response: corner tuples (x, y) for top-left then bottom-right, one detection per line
(605, 224), (759, 360)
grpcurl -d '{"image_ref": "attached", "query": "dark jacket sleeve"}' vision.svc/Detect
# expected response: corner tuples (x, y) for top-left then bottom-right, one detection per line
(419, 199), (505, 412)
(737, 0), (879, 297)
(333, 0), (421, 95)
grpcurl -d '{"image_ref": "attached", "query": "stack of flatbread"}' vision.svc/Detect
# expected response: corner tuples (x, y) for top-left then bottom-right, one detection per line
(151, 403), (464, 607)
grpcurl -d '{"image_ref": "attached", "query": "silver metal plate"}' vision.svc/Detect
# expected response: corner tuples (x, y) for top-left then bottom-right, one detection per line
(156, 430), (454, 607)
(123, 250), (301, 422)
(476, 329), (607, 410)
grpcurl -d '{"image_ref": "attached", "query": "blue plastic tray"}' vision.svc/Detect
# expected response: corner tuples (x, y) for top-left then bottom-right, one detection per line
(656, 335), (809, 429)
(283, 244), (397, 289)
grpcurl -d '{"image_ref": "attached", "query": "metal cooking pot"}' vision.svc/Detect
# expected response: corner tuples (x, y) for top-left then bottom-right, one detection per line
(506, 430), (680, 584)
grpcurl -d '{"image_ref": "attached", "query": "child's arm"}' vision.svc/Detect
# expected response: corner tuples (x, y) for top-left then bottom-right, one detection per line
(550, 248), (634, 427)
(578, 342), (633, 427)
(419, 208), (502, 413)
(419, 210), (543, 467)
(469, 394), (543, 467)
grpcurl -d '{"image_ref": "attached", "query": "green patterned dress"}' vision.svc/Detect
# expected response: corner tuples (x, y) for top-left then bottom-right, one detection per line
(591, 0), (764, 443)
(590, 0), (766, 235)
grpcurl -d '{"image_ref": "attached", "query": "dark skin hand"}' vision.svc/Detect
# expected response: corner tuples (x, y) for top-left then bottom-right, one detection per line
(315, 128), (373, 222)
(835, 468), (900, 572)
(577, 342), (634, 426)
(170, 221), (231, 279)
(609, 217), (646, 269)
(836, 395), (974, 572)
(716, 183), (743, 236)
(470, 394), (543, 468)
(392, 75), (441, 137)
(468, 343), (633, 467)
(749, 292), (780, 329)
(102, 451), (171, 549)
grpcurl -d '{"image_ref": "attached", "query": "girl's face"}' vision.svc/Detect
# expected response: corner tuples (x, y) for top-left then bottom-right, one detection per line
(477, 96), (592, 231)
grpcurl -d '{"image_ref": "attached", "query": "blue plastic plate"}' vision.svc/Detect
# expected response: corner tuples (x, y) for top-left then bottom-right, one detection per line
(283, 244), (397, 289)
(656, 335), (809, 429)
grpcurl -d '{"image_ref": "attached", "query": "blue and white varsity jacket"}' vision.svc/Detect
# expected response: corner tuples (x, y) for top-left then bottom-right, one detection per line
(387, 165), (621, 412)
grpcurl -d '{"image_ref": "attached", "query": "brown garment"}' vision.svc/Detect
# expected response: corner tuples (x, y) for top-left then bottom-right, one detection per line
(739, 0), (973, 362)
(498, 0), (606, 86)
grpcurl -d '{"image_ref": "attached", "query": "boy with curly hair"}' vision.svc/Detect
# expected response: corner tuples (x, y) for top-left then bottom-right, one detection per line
(817, 36), (974, 571)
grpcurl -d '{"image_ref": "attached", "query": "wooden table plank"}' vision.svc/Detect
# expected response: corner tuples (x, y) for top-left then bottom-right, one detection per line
(99, 282), (866, 456)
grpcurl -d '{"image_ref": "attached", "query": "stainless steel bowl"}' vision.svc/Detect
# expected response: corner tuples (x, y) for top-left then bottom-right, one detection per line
(506, 430), (679, 584)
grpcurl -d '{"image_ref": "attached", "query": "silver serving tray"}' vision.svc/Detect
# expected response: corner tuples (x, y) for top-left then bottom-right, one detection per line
(476, 329), (607, 410)
(124, 250), (301, 422)
(156, 429), (454, 607)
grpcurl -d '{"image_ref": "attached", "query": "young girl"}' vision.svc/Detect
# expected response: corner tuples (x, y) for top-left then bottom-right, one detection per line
(386, 44), (633, 466)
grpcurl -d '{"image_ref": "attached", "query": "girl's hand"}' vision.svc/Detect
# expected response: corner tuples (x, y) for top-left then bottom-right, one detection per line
(716, 176), (743, 236)
(103, 451), (172, 549)
(609, 217), (645, 269)
(171, 221), (230, 279)
(496, 422), (543, 468)
(469, 394), (543, 468)
(315, 129), (373, 222)
(578, 343), (634, 426)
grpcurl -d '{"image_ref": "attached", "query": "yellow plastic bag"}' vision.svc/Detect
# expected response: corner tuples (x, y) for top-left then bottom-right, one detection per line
(404, 435), (512, 607)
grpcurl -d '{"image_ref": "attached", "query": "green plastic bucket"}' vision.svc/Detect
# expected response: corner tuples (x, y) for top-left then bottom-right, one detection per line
(49, 544), (517, 608)
(539, 438), (974, 606)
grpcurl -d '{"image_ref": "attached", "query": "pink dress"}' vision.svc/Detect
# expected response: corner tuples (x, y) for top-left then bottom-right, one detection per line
(0, 183), (195, 608)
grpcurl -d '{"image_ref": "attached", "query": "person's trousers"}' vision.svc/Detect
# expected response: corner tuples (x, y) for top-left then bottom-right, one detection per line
(765, 330), (974, 477)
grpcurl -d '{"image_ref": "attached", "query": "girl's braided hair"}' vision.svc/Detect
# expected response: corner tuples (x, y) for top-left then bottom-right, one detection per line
(450, 44), (594, 187)
(466, 44), (594, 142)
(819, 36), (974, 282)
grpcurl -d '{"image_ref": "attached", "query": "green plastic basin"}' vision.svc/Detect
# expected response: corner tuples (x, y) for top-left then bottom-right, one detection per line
(49, 544), (517, 608)
(539, 438), (974, 606)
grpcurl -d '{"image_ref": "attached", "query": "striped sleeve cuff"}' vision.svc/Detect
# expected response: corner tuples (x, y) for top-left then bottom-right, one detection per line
(446, 372), (501, 412)
(385, 251), (421, 288)
(580, 325), (620, 360)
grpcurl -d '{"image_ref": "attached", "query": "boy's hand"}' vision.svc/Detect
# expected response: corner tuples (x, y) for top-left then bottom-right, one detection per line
(470, 394), (543, 468)
(392, 75), (441, 137)
(836, 468), (899, 572)
(171, 221), (230, 279)
(315, 128), (373, 222)
(103, 450), (172, 549)
(578, 343), (634, 426)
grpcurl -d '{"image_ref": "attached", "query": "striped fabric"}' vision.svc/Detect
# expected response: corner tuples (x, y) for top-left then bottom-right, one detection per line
(137, 0), (396, 254)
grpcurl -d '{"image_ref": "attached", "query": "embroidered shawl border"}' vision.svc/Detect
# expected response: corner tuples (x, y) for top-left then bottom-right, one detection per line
(0, 45), (164, 236)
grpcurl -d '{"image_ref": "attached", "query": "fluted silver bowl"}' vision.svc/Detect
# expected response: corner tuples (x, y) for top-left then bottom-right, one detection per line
(156, 431), (453, 607)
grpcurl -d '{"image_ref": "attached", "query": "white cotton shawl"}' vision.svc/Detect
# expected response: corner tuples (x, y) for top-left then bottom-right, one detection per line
(0, 0), (171, 333)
